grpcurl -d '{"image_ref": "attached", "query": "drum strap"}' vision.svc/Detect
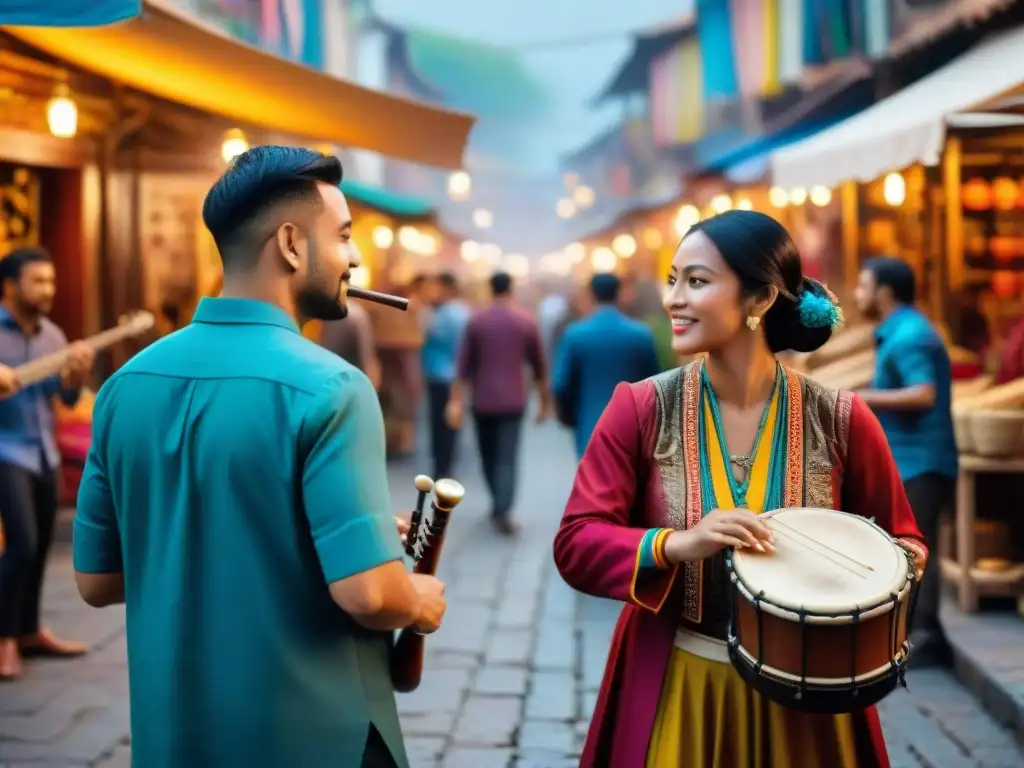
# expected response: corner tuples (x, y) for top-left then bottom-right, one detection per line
(672, 628), (730, 664)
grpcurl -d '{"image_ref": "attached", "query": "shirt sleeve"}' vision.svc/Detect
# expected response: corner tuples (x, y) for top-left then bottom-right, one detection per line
(301, 369), (403, 584)
(889, 334), (941, 389)
(73, 386), (121, 574)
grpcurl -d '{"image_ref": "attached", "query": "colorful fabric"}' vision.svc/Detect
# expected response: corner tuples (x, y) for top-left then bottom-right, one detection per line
(555, 362), (929, 767)
(650, 38), (704, 146)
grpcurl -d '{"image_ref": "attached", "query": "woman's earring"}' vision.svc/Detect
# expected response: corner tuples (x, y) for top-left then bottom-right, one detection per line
(746, 315), (761, 331)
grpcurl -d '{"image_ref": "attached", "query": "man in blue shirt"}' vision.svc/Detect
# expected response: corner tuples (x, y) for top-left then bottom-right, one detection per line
(72, 147), (446, 768)
(855, 256), (958, 667)
(421, 271), (471, 479)
(553, 273), (661, 457)
(0, 246), (94, 680)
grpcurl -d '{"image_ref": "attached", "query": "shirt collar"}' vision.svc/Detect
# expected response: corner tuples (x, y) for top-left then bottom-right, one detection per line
(0, 306), (41, 335)
(191, 298), (300, 333)
(874, 305), (915, 344)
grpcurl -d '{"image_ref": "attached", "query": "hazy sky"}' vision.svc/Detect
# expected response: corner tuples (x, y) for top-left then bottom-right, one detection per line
(374, 0), (692, 171)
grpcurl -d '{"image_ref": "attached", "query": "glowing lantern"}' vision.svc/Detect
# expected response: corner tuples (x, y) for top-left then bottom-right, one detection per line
(990, 236), (1017, 262)
(991, 270), (1020, 300)
(992, 177), (1019, 212)
(961, 178), (992, 212)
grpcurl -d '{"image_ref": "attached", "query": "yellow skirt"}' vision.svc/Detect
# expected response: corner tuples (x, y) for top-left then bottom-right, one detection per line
(646, 646), (862, 768)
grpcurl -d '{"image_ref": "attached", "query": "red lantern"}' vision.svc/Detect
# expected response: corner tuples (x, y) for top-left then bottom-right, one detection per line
(962, 178), (992, 212)
(991, 270), (1020, 299)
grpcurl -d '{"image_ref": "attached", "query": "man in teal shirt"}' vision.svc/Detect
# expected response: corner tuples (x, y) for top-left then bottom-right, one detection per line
(72, 147), (447, 767)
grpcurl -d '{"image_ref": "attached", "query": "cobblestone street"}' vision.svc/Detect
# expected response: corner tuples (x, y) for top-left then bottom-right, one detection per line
(1, 419), (1023, 767)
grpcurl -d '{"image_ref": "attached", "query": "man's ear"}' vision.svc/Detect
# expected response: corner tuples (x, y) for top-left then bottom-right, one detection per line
(275, 223), (301, 272)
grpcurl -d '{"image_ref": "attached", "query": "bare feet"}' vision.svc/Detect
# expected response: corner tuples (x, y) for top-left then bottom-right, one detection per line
(19, 627), (87, 658)
(0, 638), (23, 680)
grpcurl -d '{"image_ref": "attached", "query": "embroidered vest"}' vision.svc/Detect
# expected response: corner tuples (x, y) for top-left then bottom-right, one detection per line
(649, 361), (853, 625)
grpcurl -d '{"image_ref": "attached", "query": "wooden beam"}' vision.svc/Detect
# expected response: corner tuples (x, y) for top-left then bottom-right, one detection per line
(0, 126), (96, 168)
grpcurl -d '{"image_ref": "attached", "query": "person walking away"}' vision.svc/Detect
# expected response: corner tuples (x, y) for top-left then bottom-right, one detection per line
(421, 272), (471, 479)
(71, 147), (446, 768)
(445, 271), (552, 535)
(0, 245), (94, 680)
(320, 299), (382, 390)
(854, 256), (957, 667)
(553, 273), (660, 457)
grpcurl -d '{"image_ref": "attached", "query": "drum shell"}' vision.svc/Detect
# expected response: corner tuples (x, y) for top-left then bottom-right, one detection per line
(732, 591), (911, 682)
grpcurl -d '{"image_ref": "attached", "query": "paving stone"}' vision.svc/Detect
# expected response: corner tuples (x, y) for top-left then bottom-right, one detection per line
(474, 667), (529, 696)
(485, 629), (533, 667)
(451, 696), (520, 747)
(524, 673), (575, 721)
(406, 736), (447, 767)
(517, 720), (574, 755)
(531, 625), (575, 672)
(400, 710), (458, 737)
(441, 746), (514, 768)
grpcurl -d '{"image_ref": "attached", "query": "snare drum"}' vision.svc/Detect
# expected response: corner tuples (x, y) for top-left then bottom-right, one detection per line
(725, 507), (916, 714)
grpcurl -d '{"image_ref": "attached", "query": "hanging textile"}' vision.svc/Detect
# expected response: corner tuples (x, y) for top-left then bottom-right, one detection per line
(696, 0), (738, 99)
(864, 0), (891, 58)
(0, 0), (140, 25)
(777, 0), (804, 84)
(763, 0), (782, 96)
(731, 0), (767, 97)
(650, 38), (704, 146)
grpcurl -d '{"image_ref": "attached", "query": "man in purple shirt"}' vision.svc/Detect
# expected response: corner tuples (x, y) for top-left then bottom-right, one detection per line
(445, 271), (551, 535)
(0, 246), (94, 680)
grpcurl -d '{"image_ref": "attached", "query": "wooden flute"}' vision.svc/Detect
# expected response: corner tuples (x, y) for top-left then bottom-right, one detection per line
(390, 476), (465, 693)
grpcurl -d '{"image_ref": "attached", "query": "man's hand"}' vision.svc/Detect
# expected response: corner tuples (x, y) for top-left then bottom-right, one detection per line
(535, 393), (554, 424)
(395, 515), (411, 548)
(60, 342), (95, 388)
(0, 364), (20, 398)
(444, 399), (463, 431)
(409, 573), (446, 634)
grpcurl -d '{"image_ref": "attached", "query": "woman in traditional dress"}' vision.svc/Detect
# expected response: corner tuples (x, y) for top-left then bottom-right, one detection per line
(554, 210), (927, 768)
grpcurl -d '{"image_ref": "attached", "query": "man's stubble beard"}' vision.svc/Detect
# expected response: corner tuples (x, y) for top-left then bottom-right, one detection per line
(295, 241), (347, 322)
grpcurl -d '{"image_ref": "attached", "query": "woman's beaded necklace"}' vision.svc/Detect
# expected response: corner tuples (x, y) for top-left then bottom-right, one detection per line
(698, 363), (788, 513)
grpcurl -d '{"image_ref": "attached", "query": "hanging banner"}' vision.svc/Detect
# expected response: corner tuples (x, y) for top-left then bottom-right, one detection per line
(0, 0), (141, 25)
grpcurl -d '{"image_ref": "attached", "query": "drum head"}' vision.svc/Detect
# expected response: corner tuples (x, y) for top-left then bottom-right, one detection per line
(732, 508), (908, 616)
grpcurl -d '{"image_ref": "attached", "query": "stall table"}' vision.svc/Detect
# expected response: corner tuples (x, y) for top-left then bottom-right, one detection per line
(940, 453), (1024, 615)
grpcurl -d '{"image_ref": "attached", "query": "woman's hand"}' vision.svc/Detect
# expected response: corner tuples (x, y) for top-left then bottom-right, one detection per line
(663, 509), (775, 564)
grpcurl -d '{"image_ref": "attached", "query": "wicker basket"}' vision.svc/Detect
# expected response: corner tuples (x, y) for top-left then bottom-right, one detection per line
(953, 406), (976, 454)
(969, 410), (1024, 458)
(806, 349), (875, 390)
(804, 325), (875, 369)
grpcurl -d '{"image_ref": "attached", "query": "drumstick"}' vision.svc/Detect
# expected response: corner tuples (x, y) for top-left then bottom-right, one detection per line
(766, 518), (874, 572)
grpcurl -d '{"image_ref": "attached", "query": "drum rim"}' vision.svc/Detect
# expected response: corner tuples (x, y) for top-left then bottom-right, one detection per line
(730, 643), (909, 686)
(728, 508), (914, 621)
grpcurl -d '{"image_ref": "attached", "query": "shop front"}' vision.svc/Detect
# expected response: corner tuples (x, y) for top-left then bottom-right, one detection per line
(769, 24), (1024, 616)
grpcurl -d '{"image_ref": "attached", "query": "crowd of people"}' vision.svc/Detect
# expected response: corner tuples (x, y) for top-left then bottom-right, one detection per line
(0, 144), (1011, 766)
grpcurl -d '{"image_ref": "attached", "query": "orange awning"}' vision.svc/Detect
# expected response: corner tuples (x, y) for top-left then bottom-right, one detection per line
(5, 0), (475, 169)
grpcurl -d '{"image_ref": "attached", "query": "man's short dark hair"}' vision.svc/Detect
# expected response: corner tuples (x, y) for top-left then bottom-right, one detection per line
(864, 256), (916, 305)
(0, 245), (52, 283)
(590, 273), (620, 304)
(201, 146), (343, 271)
(438, 271), (458, 290)
(490, 271), (512, 296)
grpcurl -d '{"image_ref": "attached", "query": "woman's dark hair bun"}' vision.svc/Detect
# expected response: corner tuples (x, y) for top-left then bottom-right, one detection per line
(687, 210), (841, 354)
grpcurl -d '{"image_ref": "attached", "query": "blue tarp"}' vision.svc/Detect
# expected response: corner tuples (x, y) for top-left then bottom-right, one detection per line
(0, 0), (140, 26)
(340, 180), (433, 220)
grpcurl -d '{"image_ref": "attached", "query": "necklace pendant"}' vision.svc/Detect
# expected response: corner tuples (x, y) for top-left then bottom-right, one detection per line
(730, 455), (754, 471)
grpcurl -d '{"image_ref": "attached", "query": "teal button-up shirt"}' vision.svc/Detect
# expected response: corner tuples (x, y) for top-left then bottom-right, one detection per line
(871, 305), (959, 482)
(73, 298), (407, 768)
